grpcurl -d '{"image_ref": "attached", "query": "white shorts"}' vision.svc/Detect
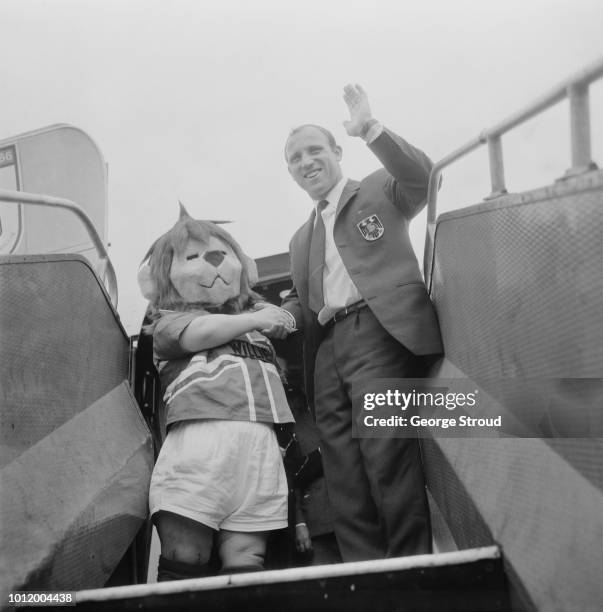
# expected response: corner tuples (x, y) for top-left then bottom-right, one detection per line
(149, 419), (288, 532)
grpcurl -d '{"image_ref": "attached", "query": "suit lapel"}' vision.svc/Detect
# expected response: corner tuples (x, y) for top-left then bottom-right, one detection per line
(291, 211), (316, 304)
(335, 179), (360, 222)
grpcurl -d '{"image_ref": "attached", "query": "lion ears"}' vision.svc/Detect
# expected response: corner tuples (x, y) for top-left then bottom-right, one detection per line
(241, 254), (259, 287)
(137, 264), (157, 301)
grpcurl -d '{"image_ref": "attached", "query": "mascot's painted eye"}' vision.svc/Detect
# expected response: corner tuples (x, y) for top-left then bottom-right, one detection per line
(186, 253), (200, 261)
(203, 250), (227, 267)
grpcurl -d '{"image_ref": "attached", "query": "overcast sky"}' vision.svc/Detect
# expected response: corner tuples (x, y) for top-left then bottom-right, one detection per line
(1, 0), (601, 333)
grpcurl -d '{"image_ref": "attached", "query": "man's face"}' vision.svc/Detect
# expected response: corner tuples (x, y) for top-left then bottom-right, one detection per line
(285, 127), (343, 200)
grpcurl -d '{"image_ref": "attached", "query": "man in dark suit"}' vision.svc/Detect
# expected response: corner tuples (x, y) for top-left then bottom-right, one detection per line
(280, 84), (443, 562)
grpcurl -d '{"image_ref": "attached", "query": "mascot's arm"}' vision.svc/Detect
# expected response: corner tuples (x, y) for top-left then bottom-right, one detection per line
(180, 306), (292, 352)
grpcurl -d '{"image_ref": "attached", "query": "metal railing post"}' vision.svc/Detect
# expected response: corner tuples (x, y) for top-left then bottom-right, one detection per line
(423, 55), (603, 291)
(567, 82), (595, 175)
(487, 135), (507, 198)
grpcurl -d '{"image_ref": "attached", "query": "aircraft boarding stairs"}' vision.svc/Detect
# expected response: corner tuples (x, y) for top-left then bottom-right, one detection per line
(3, 57), (603, 611)
(76, 57), (603, 612)
(0, 213), (509, 612)
(0, 254), (154, 600)
(418, 58), (603, 612)
(0, 126), (154, 603)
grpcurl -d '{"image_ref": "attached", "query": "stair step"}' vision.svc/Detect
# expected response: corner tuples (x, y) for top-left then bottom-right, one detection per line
(76, 545), (508, 611)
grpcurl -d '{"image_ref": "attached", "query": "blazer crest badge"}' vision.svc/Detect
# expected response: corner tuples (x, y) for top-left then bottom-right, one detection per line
(357, 214), (384, 241)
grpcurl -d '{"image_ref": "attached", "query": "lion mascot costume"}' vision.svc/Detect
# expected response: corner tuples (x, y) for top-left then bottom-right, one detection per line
(138, 206), (295, 580)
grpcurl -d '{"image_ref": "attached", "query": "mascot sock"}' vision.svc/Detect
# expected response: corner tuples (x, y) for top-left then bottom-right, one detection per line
(219, 564), (264, 574)
(220, 553), (265, 574)
(157, 555), (211, 582)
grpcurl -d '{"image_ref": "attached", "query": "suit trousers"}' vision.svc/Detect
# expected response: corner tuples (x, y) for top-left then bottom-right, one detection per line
(314, 306), (432, 562)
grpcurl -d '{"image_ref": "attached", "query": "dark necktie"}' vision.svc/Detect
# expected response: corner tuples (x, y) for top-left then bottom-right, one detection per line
(308, 200), (328, 314)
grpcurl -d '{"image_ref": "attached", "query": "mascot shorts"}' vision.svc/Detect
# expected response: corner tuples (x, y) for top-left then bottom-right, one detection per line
(149, 419), (288, 532)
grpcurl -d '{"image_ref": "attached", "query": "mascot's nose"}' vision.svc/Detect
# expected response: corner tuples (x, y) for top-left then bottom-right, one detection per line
(203, 250), (226, 267)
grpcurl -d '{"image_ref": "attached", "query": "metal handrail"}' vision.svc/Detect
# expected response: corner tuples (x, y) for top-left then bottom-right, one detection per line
(424, 55), (603, 284)
(0, 188), (118, 306)
(77, 546), (500, 603)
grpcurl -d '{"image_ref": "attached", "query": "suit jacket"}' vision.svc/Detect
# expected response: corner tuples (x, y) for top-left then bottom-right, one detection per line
(282, 128), (443, 405)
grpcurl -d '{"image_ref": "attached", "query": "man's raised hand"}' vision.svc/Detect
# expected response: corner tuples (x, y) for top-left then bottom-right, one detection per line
(342, 83), (373, 137)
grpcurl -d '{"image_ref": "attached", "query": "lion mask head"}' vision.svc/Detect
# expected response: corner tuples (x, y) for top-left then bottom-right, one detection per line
(138, 205), (259, 312)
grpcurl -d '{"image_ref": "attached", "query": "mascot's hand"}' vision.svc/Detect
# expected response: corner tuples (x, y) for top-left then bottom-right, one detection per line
(252, 303), (296, 338)
(251, 305), (294, 339)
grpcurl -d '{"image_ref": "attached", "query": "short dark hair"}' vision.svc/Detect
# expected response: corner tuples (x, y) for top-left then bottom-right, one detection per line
(284, 124), (338, 160)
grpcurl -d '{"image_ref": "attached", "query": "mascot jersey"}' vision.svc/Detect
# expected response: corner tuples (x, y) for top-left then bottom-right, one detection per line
(153, 310), (294, 427)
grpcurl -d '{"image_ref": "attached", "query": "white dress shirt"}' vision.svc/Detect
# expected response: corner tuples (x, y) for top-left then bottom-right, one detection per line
(314, 177), (363, 325)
